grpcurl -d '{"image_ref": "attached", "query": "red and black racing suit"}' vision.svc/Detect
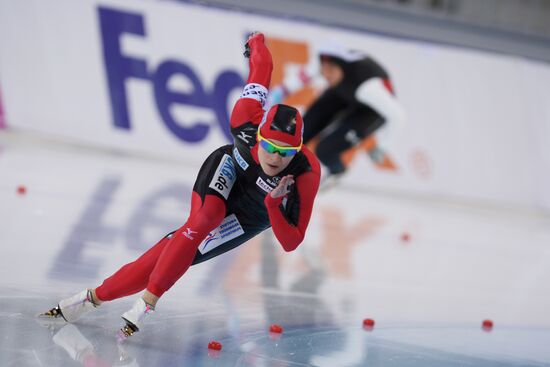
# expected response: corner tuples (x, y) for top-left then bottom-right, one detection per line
(95, 34), (320, 301)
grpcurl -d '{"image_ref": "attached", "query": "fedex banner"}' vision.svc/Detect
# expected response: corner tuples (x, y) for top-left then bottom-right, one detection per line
(0, 0), (549, 210)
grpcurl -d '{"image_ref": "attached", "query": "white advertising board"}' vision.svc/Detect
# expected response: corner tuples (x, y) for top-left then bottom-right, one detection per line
(1, 0), (549, 210)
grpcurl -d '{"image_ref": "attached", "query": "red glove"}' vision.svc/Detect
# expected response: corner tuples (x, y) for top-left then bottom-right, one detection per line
(243, 32), (265, 58)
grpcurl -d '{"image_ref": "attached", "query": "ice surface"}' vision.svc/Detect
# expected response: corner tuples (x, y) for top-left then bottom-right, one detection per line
(1, 131), (550, 366)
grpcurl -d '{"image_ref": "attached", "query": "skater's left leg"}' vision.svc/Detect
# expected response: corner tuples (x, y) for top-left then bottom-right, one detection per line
(146, 193), (226, 301)
(119, 194), (226, 335)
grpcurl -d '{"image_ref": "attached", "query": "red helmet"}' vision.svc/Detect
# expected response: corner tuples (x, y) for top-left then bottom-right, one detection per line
(259, 104), (303, 147)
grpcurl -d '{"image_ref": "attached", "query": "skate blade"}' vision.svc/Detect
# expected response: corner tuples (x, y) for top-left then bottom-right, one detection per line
(117, 323), (139, 343)
(35, 313), (66, 333)
(37, 306), (66, 321)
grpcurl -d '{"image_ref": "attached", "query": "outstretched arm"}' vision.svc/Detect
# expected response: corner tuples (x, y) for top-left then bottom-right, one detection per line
(230, 32), (274, 128)
(245, 32), (273, 88)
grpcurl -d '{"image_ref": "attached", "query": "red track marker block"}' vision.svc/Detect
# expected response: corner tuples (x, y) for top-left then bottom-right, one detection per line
(482, 319), (493, 331)
(269, 324), (283, 334)
(208, 340), (222, 351)
(362, 318), (375, 331)
(17, 185), (27, 195)
(401, 232), (410, 242)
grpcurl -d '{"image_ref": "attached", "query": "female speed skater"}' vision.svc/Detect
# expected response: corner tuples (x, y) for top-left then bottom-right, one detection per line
(40, 32), (321, 338)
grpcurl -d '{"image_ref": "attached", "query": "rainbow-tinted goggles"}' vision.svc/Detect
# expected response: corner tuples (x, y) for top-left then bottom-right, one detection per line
(257, 129), (302, 157)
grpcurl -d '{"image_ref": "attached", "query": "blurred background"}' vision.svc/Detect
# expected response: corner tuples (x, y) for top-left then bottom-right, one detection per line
(1, 0), (550, 366)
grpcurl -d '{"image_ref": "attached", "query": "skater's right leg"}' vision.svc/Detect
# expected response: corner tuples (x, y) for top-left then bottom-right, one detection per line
(94, 235), (172, 302)
(94, 190), (205, 302)
(40, 289), (99, 323)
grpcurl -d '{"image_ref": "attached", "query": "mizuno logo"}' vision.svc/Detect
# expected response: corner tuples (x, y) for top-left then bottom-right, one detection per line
(237, 131), (252, 144)
(182, 228), (198, 240)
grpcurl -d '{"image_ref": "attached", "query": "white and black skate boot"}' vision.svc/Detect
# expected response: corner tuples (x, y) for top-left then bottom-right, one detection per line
(119, 298), (154, 339)
(40, 289), (99, 323)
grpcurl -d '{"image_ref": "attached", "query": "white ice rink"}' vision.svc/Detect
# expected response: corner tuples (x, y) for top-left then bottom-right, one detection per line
(1, 130), (550, 366)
